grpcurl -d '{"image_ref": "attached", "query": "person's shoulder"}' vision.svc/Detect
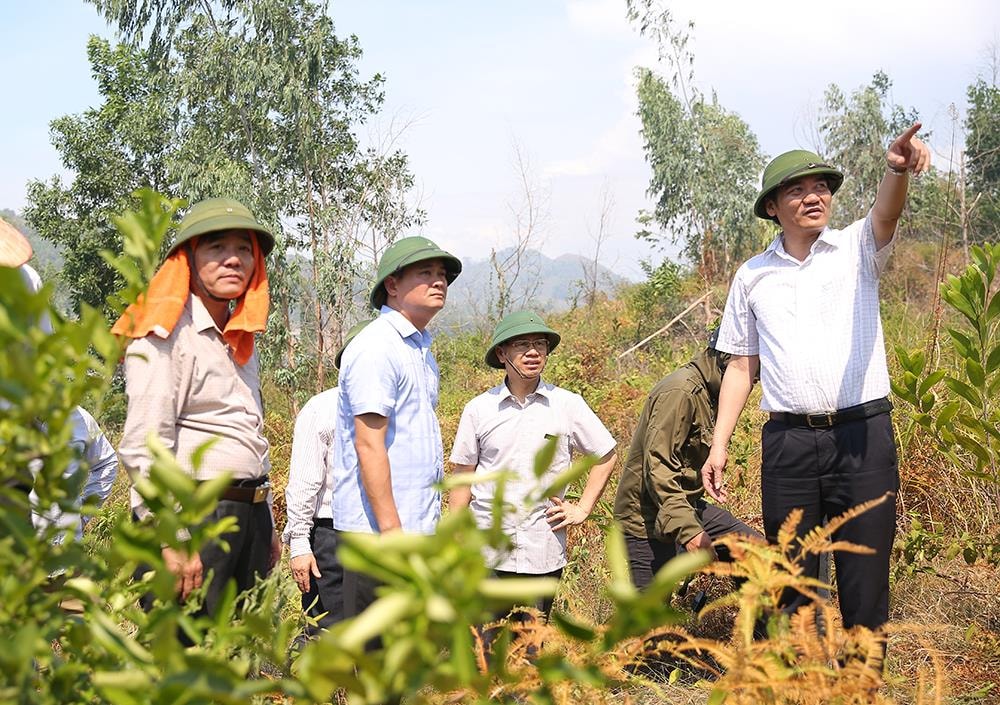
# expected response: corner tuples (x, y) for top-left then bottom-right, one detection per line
(649, 366), (698, 399)
(739, 240), (781, 274)
(301, 386), (339, 414)
(464, 383), (505, 409)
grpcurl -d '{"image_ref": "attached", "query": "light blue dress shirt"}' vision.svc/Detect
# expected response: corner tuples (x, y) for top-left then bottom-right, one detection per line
(332, 307), (443, 534)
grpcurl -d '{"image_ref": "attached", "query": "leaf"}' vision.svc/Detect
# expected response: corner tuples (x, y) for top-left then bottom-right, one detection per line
(536, 454), (597, 501)
(986, 289), (1000, 322)
(947, 328), (975, 359)
(986, 343), (1000, 374)
(707, 688), (728, 705)
(963, 546), (978, 565)
(941, 286), (979, 327)
(533, 434), (559, 479)
(934, 401), (961, 431)
(966, 358), (986, 388)
(944, 377), (982, 408)
(551, 611), (597, 642)
(604, 522), (633, 593)
(337, 592), (417, 652)
(917, 370), (947, 397)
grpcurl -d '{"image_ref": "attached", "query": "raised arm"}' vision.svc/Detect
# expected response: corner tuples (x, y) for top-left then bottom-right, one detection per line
(872, 122), (931, 248)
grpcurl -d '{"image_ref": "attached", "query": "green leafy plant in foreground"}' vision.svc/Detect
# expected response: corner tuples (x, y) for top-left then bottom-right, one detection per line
(893, 242), (1000, 567)
(2, 191), (942, 705)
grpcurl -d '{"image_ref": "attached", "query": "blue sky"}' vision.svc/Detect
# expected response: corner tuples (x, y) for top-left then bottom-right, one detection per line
(2, 0), (997, 279)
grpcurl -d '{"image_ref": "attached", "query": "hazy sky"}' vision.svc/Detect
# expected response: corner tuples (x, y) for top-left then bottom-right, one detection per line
(2, 0), (997, 279)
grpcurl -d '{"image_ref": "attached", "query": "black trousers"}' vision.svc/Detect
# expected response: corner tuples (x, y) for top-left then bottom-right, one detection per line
(761, 412), (898, 630)
(625, 503), (762, 590)
(301, 520), (343, 633)
(136, 498), (273, 618)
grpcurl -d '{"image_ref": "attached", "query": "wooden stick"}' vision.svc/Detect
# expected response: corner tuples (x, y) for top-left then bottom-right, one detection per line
(617, 292), (711, 359)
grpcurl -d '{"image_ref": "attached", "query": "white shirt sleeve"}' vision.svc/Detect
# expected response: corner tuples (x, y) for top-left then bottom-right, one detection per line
(716, 269), (759, 356)
(284, 395), (333, 558)
(567, 394), (616, 458)
(449, 402), (480, 466)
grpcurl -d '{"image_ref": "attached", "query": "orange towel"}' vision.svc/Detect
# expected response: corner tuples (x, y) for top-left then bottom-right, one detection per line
(111, 235), (269, 366)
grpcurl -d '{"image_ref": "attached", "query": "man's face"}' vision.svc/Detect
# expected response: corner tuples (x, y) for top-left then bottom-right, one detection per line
(193, 230), (256, 300)
(766, 175), (833, 234)
(385, 258), (449, 316)
(497, 334), (550, 378)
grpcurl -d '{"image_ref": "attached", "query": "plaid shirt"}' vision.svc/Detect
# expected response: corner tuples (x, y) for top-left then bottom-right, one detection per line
(716, 213), (894, 413)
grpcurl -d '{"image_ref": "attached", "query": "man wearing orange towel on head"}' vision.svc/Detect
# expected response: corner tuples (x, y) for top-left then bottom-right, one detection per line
(115, 197), (280, 615)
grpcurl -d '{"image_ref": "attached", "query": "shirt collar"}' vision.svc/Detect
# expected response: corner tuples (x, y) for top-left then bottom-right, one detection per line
(493, 378), (553, 407)
(190, 293), (222, 334)
(379, 305), (433, 346)
(766, 225), (839, 263)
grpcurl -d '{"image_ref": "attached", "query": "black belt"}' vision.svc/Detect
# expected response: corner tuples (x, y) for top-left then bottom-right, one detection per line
(215, 476), (270, 504)
(314, 518), (334, 529)
(769, 398), (892, 428)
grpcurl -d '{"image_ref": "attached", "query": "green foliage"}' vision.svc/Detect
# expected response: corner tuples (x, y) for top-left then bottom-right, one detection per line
(966, 76), (1000, 240)
(631, 10), (765, 281)
(818, 71), (920, 225)
(24, 37), (176, 318)
(1, 191), (299, 704)
(893, 242), (1000, 566)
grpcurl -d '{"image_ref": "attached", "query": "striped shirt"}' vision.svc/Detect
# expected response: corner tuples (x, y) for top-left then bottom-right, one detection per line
(332, 307), (444, 534)
(283, 388), (338, 558)
(716, 213), (893, 413)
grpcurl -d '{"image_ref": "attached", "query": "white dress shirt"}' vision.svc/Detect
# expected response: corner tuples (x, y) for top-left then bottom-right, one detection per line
(451, 379), (616, 574)
(716, 213), (893, 413)
(283, 387), (338, 558)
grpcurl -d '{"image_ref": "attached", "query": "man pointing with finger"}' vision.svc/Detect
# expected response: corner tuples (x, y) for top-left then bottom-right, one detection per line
(704, 124), (930, 632)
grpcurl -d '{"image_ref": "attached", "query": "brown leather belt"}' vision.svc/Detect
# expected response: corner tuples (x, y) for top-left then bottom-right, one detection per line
(768, 397), (892, 428)
(218, 479), (270, 504)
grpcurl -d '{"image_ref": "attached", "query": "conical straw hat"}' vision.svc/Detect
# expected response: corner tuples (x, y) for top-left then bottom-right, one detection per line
(0, 218), (32, 268)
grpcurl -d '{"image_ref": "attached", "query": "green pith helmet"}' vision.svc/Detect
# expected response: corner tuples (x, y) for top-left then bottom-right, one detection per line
(335, 319), (371, 369)
(753, 150), (844, 222)
(369, 236), (462, 310)
(170, 197), (275, 257)
(485, 310), (561, 369)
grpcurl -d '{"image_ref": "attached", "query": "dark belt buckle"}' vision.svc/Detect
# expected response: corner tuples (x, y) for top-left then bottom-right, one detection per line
(253, 484), (269, 503)
(807, 412), (834, 428)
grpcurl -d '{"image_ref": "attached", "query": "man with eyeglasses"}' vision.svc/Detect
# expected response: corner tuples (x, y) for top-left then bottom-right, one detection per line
(450, 311), (617, 619)
(703, 125), (930, 635)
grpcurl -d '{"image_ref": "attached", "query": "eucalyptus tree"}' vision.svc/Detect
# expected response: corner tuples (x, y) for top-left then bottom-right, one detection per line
(816, 71), (921, 227)
(31, 0), (421, 397)
(25, 37), (176, 318)
(965, 76), (1000, 240)
(629, 2), (765, 282)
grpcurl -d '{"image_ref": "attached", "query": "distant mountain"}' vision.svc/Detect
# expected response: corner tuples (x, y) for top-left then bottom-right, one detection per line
(439, 248), (628, 327)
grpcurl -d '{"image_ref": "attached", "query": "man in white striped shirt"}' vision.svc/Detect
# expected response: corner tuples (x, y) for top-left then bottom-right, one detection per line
(704, 124), (930, 634)
(283, 320), (369, 634)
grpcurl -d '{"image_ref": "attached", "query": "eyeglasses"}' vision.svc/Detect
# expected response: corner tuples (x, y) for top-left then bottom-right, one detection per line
(507, 338), (550, 354)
